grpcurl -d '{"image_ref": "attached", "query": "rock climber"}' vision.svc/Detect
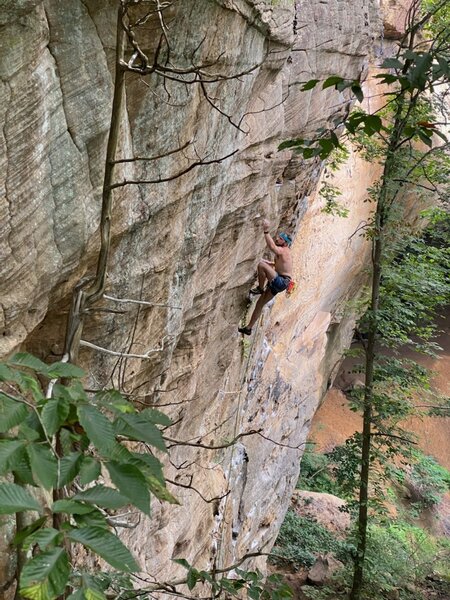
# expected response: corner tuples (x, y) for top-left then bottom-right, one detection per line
(238, 219), (293, 336)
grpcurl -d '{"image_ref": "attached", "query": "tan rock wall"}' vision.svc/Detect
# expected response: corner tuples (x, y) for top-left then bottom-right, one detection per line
(0, 0), (387, 586)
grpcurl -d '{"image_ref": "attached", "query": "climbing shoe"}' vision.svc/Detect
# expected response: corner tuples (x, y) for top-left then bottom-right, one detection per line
(238, 327), (252, 336)
(250, 286), (264, 295)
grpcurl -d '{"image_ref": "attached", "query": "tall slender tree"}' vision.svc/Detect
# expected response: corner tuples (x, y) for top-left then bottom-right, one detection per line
(280, 1), (450, 596)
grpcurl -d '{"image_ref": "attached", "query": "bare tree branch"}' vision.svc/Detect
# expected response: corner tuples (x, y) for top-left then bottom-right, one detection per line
(109, 149), (239, 189)
(104, 294), (182, 309)
(80, 337), (169, 358)
(164, 429), (262, 450)
(166, 476), (230, 504)
(111, 139), (192, 164)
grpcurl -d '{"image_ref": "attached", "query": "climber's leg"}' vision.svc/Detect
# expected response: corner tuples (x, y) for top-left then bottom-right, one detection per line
(257, 260), (277, 289)
(238, 288), (275, 335)
(251, 260), (277, 294)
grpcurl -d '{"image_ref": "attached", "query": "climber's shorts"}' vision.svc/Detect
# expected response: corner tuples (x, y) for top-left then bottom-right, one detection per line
(268, 274), (291, 296)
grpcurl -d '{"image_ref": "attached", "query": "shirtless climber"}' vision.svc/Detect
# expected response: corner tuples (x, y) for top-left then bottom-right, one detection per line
(238, 219), (293, 336)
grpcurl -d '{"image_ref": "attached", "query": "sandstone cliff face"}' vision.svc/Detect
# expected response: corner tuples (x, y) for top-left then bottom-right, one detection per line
(0, 0), (385, 585)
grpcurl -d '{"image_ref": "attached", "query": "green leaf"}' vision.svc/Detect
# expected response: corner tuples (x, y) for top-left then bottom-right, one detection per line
(9, 353), (48, 374)
(373, 73), (398, 84)
(46, 362), (85, 379)
(187, 569), (198, 590)
(107, 442), (135, 463)
(303, 147), (319, 159)
(301, 78), (319, 91)
(198, 570), (213, 583)
(336, 79), (353, 92)
(433, 129), (448, 143)
(398, 76), (411, 90)
(381, 57), (404, 70)
(318, 138), (336, 159)
(322, 76), (344, 89)
(79, 456), (101, 485)
(328, 130), (340, 147)
(95, 390), (135, 414)
(437, 56), (449, 76)
(0, 440), (26, 474)
(0, 393), (29, 432)
(147, 475), (179, 504)
(363, 114), (383, 136)
(81, 574), (110, 594)
(73, 508), (108, 530)
(114, 414), (166, 452)
(59, 427), (76, 455)
(78, 405), (117, 454)
(18, 375), (45, 402)
(20, 547), (70, 600)
(0, 363), (22, 383)
(278, 138), (304, 151)
(52, 499), (96, 514)
(58, 452), (83, 487)
(74, 485), (129, 510)
(402, 49), (419, 61)
(12, 453), (36, 486)
(19, 412), (43, 442)
(173, 558), (191, 569)
(408, 51), (433, 90)
(13, 517), (47, 546)
(132, 452), (164, 483)
(28, 528), (61, 550)
(41, 398), (70, 436)
(106, 461), (151, 515)
(0, 483), (41, 514)
(141, 408), (172, 427)
(85, 589), (107, 600)
(27, 444), (58, 490)
(417, 129), (433, 147)
(66, 591), (85, 600)
(351, 84), (364, 103)
(53, 381), (88, 403)
(68, 526), (139, 572)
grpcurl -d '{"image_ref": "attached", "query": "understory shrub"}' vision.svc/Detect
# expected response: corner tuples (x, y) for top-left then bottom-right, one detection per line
(407, 451), (450, 508)
(297, 443), (336, 495)
(301, 522), (449, 600)
(270, 511), (350, 569)
(297, 442), (356, 501)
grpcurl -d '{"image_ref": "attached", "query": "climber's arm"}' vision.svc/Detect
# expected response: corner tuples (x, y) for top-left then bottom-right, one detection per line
(262, 219), (282, 255)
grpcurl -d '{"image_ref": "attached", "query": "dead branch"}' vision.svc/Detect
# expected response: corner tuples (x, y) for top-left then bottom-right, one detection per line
(199, 79), (245, 132)
(256, 431), (307, 450)
(79, 337), (168, 358)
(84, 307), (127, 315)
(164, 429), (262, 450)
(111, 139), (192, 164)
(348, 220), (370, 242)
(370, 432), (417, 445)
(104, 294), (182, 309)
(109, 149), (239, 189)
(237, 87), (291, 130)
(132, 551), (281, 594)
(166, 476), (230, 504)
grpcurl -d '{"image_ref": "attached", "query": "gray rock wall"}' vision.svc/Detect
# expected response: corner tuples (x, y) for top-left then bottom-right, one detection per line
(0, 0), (384, 586)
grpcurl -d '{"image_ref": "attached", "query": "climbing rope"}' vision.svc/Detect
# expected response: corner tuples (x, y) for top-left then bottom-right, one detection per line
(214, 301), (266, 571)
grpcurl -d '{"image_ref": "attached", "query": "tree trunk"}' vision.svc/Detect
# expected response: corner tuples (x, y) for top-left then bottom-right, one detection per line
(63, 4), (127, 361)
(349, 229), (382, 600)
(350, 87), (410, 597)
